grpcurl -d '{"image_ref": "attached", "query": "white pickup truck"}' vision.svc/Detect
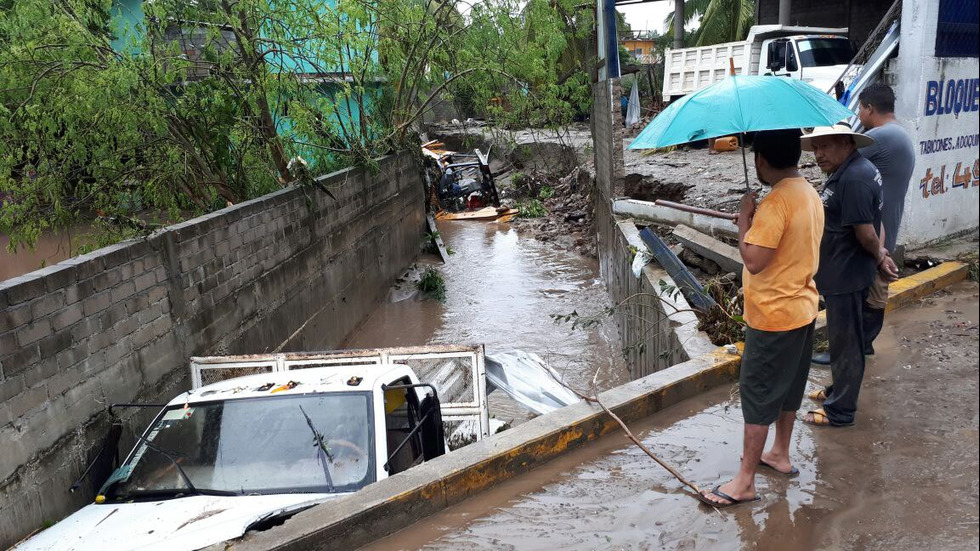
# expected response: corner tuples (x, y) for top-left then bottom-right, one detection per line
(662, 25), (856, 101)
(16, 346), (577, 551)
(16, 346), (492, 551)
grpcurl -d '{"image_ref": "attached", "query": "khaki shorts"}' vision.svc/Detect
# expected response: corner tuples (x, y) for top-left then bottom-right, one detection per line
(867, 272), (889, 309)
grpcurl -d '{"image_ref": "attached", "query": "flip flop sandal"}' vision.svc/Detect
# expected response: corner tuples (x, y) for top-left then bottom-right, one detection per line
(758, 459), (800, 477)
(807, 389), (828, 402)
(802, 408), (854, 427)
(696, 485), (761, 509)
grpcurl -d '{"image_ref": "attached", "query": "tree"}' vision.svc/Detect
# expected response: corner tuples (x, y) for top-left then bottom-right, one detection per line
(663, 0), (755, 47)
(0, 0), (595, 251)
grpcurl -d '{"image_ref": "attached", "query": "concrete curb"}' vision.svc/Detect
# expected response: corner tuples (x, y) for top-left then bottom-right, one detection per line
(230, 346), (742, 551)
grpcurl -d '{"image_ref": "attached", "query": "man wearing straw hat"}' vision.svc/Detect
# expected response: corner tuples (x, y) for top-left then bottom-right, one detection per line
(811, 84), (915, 365)
(800, 124), (899, 427)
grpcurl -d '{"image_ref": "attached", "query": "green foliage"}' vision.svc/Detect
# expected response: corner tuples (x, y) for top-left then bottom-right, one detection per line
(416, 266), (446, 302)
(1, 0), (595, 252)
(517, 198), (547, 218)
(538, 186), (554, 200)
(663, 0), (755, 47)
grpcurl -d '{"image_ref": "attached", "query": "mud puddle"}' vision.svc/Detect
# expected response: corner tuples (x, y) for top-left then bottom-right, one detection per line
(345, 221), (628, 423)
(364, 282), (979, 550)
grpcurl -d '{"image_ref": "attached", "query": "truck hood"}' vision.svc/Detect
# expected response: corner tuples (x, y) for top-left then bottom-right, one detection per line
(15, 493), (337, 551)
(802, 64), (852, 95)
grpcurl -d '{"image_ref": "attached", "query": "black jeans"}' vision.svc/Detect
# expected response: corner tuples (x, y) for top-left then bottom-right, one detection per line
(862, 302), (885, 353)
(822, 289), (869, 425)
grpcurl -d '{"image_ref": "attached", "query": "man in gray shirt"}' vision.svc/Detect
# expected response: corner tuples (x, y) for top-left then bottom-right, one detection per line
(814, 83), (915, 366)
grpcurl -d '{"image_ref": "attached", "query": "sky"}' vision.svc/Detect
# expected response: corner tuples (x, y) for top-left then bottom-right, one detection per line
(617, 1), (677, 35)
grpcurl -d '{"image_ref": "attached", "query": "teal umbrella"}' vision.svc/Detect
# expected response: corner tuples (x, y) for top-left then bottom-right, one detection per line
(628, 75), (855, 187)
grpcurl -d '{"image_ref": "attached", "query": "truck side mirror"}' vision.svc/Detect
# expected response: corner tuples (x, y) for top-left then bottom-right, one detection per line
(767, 41), (786, 71)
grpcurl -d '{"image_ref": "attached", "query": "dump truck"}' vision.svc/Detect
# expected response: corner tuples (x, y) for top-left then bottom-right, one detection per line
(662, 25), (856, 101)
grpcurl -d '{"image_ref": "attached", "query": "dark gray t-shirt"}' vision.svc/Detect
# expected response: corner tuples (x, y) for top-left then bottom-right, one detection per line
(815, 152), (883, 296)
(859, 121), (915, 251)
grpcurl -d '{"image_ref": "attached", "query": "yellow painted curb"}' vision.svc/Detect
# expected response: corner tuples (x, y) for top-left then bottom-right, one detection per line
(812, 261), (968, 334)
(885, 261), (969, 312)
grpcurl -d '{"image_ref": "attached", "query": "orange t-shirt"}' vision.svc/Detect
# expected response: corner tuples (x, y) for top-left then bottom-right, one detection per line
(742, 177), (824, 332)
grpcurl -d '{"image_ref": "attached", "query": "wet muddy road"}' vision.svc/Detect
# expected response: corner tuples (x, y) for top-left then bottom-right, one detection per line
(345, 221), (628, 422)
(364, 282), (979, 550)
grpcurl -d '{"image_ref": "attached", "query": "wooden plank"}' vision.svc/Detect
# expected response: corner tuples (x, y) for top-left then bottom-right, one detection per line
(672, 223), (743, 275)
(426, 215), (450, 263)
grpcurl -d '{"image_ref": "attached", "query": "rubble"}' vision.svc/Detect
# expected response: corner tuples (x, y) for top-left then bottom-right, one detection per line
(504, 166), (598, 258)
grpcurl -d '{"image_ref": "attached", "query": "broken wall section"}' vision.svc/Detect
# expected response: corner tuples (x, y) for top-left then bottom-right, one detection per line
(593, 79), (714, 379)
(0, 152), (424, 547)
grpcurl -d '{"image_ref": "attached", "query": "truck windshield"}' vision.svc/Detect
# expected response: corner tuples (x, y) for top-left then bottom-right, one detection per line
(797, 38), (854, 67)
(103, 392), (375, 501)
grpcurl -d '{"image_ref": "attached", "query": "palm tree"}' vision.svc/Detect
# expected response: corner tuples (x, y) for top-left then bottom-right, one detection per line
(664, 0), (755, 47)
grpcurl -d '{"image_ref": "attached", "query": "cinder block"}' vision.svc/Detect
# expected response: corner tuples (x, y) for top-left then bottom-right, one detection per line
(16, 319), (51, 348)
(2, 275), (47, 305)
(104, 336), (132, 367)
(98, 302), (127, 330)
(0, 375), (25, 402)
(24, 356), (61, 388)
(70, 318), (100, 342)
(3, 344), (40, 377)
(47, 362), (85, 397)
(109, 280), (136, 303)
(8, 383), (48, 419)
(55, 345), (88, 371)
(50, 304), (84, 331)
(64, 278), (94, 306)
(82, 291), (112, 317)
(132, 271), (157, 293)
(38, 331), (72, 360)
(85, 330), (114, 357)
(91, 269), (123, 293)
(29, 292), (65, 320)
(112, 314), (141, 339)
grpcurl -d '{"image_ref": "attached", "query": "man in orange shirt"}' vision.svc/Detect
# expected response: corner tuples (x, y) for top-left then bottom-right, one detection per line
(699, 129), (824, 508)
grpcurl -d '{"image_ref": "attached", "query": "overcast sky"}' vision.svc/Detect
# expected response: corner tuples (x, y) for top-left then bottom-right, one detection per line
(617, 2), (677, 35)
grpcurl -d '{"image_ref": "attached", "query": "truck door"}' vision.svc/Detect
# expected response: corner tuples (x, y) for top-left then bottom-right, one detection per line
(382, 378), (447, 476)
(383, 378), (425, 475)
(763, 38), (801, 79)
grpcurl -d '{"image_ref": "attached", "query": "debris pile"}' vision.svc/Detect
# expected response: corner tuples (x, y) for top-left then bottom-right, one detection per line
(505, 166), (597, 258)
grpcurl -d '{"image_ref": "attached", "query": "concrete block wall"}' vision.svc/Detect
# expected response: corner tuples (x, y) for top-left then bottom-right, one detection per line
(592, 78), (708, 380)
(0, 151), (424, 546)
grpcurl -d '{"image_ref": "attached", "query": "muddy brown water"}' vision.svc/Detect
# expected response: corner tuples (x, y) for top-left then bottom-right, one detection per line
(1, 227), (92, 281)
(345, 220), (628, 423)
(363, 282), (979, 550)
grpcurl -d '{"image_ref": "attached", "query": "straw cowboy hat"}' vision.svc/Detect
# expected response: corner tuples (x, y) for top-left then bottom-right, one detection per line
(800, 123), (875, 151)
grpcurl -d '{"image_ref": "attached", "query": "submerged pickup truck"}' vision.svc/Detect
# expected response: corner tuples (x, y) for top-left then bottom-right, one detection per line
(17, 346), (577, 551)
(16, 346), (494, 551)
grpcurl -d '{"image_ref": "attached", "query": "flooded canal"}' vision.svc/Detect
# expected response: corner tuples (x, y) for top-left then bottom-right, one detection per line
(1, 227), (89, 281)
(364, 282), (980, 550)
(345, 220), (628, 423)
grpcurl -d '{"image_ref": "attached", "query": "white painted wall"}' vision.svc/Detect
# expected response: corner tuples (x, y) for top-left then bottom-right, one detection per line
(894, 0), (980, 248)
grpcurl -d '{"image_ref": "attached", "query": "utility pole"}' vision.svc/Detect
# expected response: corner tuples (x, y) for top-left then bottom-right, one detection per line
(673, 0), (684, 49)
(779, 0), (791, 25)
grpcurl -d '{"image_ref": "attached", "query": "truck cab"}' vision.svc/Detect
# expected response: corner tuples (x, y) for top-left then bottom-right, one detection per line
(16, 359), (462, 551)
(760, 34), (855, 94)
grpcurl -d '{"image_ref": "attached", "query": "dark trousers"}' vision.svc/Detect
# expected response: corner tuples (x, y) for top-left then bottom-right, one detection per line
(862, 303), (885, 353)
(823, 289), (868, 425)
